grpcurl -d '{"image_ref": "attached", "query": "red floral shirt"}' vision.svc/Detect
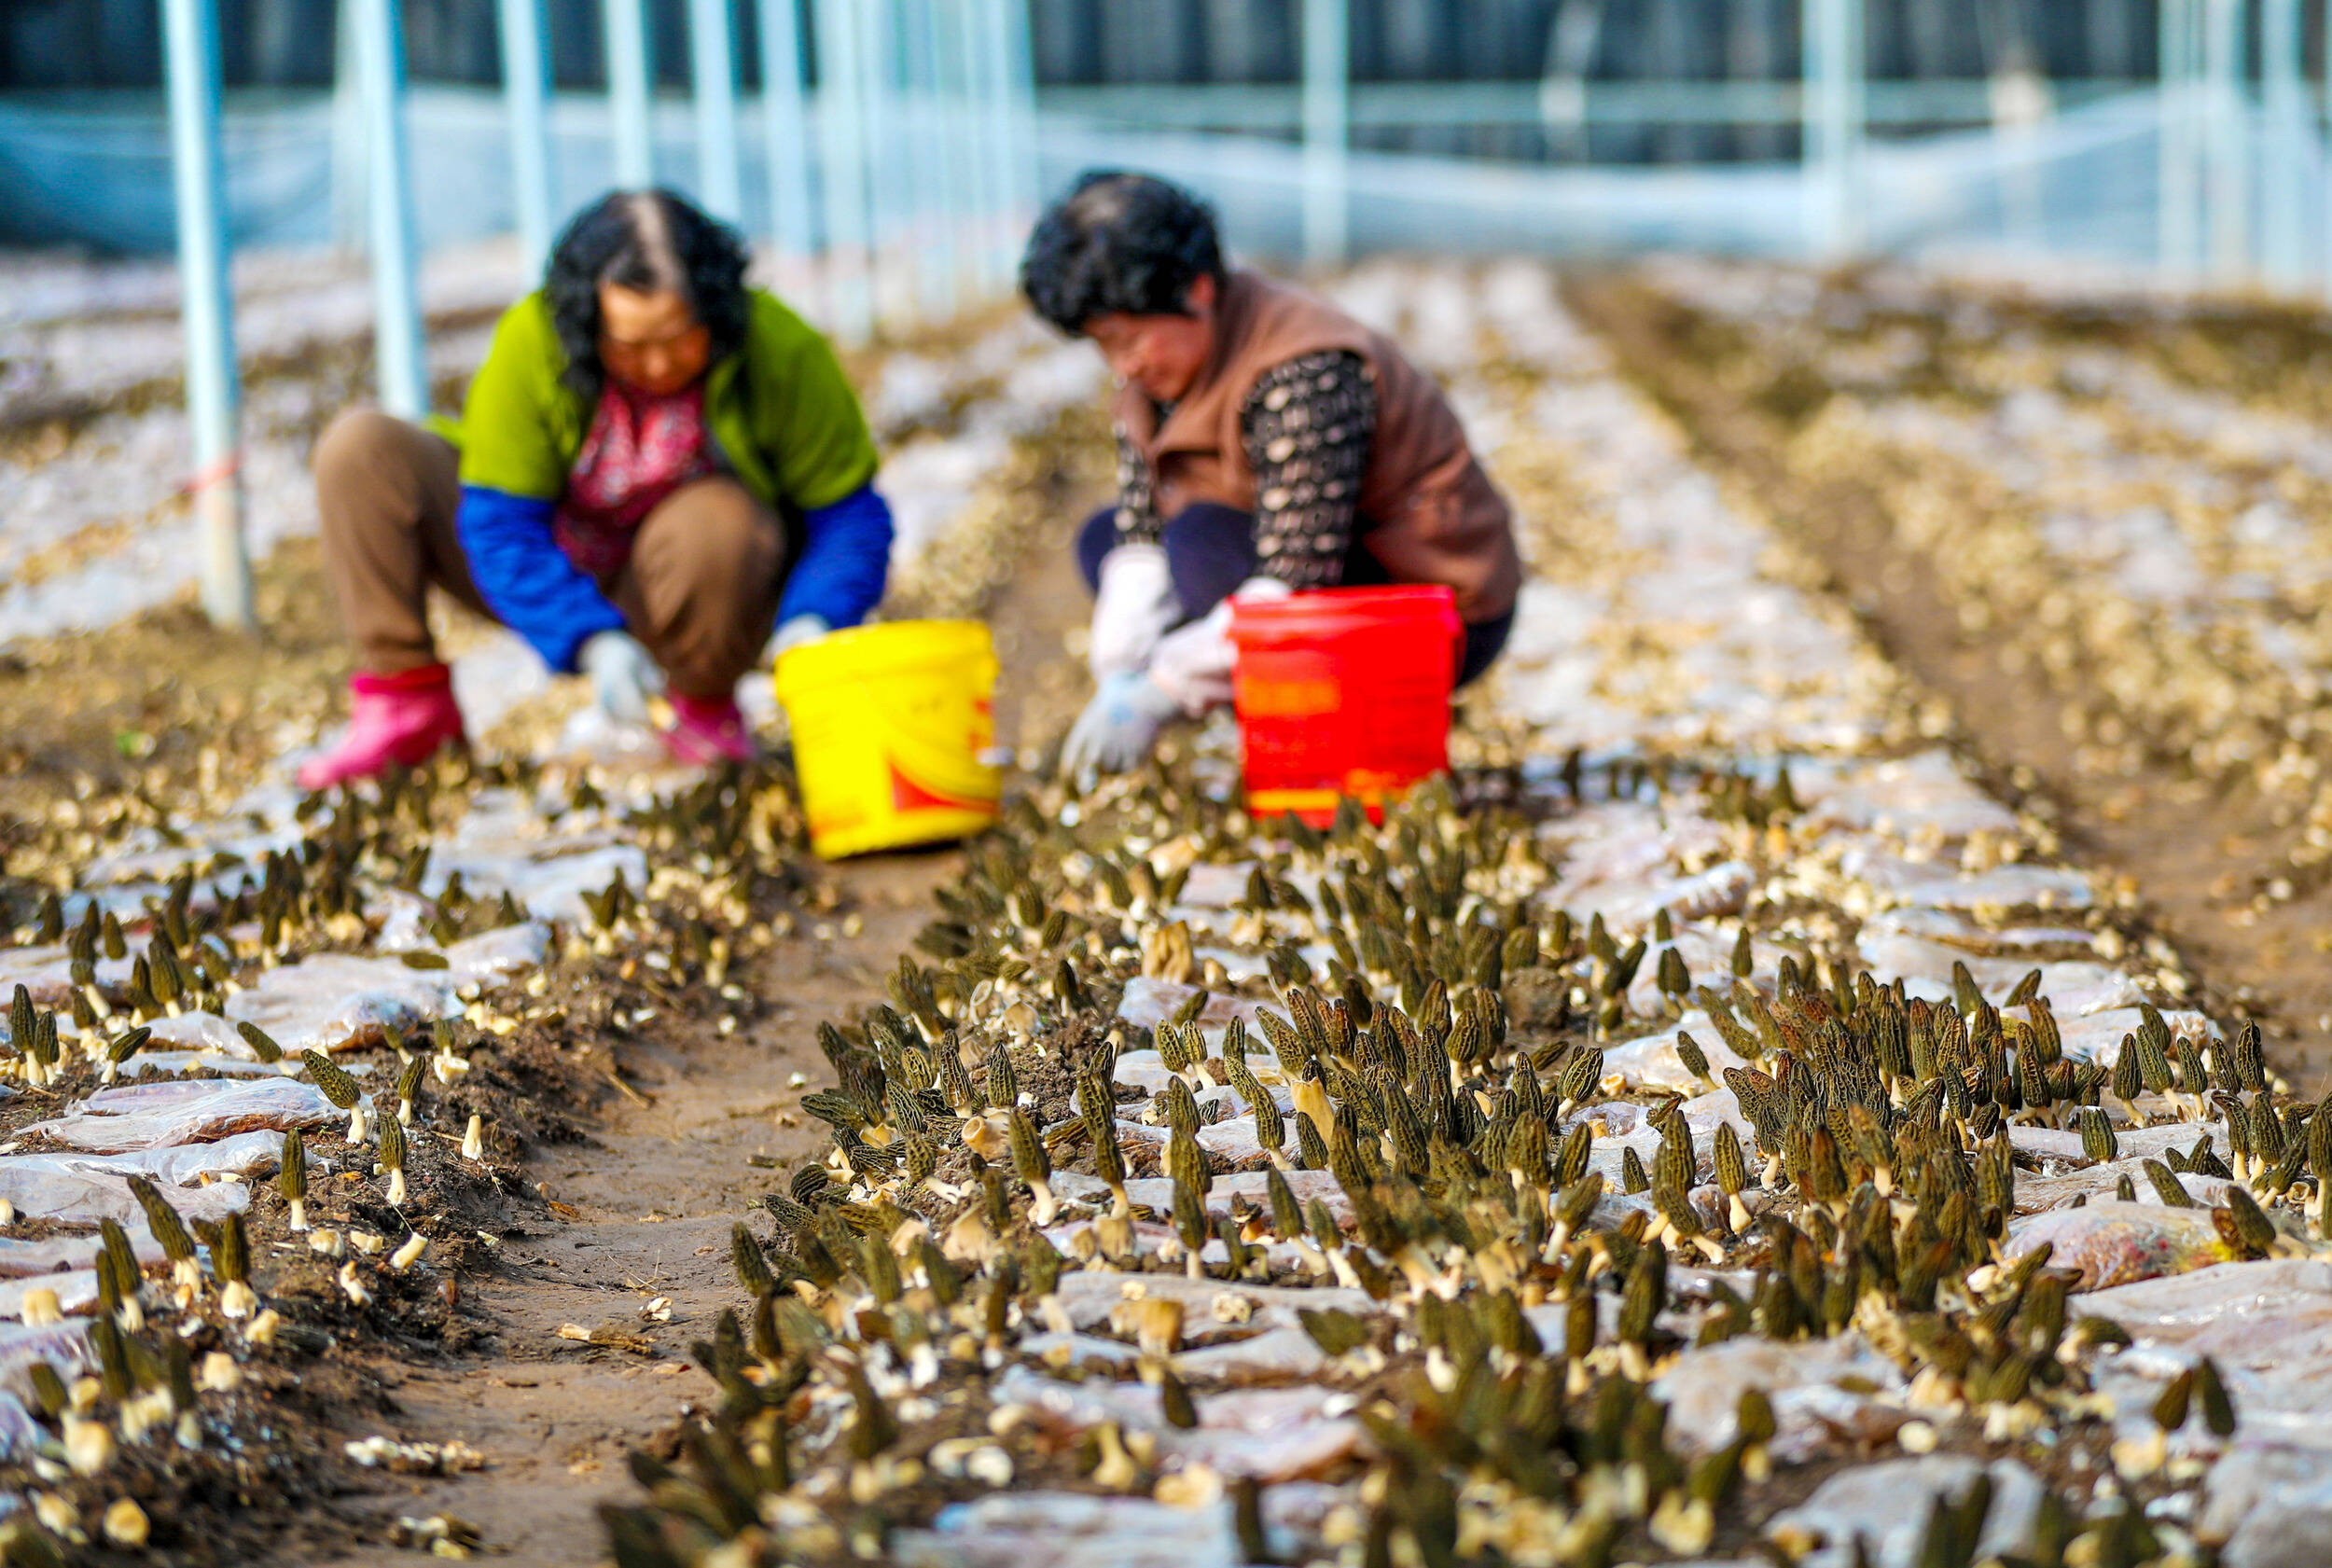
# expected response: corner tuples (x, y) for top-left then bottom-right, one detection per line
(552, 381), (721, 576)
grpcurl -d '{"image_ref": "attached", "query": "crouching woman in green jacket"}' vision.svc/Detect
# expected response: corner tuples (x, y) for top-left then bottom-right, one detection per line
(299, 188), (892, 788)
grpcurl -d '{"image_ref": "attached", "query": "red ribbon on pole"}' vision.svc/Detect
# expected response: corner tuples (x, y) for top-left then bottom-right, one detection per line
(178, 450), (242, 495)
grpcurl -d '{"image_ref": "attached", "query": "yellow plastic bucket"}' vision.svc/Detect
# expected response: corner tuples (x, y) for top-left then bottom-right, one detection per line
(773, 619), (1002, 859)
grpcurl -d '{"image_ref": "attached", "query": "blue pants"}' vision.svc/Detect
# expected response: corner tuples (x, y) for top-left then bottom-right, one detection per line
(1076, 504), (1511, 687)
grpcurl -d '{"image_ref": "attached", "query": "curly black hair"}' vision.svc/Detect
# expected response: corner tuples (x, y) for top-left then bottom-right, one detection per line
(1019, 170), (1225, 337)
(544, 188), (752, 404)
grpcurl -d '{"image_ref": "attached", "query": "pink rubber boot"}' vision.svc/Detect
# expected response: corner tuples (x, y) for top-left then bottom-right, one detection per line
(297, 663), (466, 790)
(662, 691), (758, 766)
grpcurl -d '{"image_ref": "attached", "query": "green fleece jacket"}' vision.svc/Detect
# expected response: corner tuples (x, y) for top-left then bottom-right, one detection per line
(445, 289), (888, 672)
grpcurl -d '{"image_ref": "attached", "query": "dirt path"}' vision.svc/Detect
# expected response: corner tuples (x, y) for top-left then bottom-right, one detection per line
(1567, 273), (2332, 1080)
(303, 517), (1097, 1567)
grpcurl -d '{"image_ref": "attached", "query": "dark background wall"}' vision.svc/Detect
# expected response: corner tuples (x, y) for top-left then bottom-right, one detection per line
(0, 0), (2190, 93)
(0, 0), (2297, 165)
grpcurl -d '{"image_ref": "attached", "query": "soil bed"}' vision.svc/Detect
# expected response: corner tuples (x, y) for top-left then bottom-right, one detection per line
(1569, 270), (2331, 1078)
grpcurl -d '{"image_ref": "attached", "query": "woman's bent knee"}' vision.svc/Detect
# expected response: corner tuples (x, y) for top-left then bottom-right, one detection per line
(313, 408), (410, 486)
(634, 480), (783, 596)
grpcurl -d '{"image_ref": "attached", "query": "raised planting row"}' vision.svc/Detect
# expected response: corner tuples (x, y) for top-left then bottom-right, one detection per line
(0, 293), (1106, 1558)
(1569, 261), (2332, 1062)
(602, 268), (2312, 1568)
(0, 744), (858, 1560)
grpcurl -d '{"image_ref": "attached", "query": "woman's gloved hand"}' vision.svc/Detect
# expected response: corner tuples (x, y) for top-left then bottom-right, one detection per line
(766, 614), (829, 664)
(1062, 670), (1181, 783)
(1146, 575), (1291, 713)
(1089, 543), (1181, 681)
(579, 629), (666, 727)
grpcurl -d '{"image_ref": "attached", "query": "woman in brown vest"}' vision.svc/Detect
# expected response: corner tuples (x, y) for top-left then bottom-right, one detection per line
(1020, 171), (1523, 777)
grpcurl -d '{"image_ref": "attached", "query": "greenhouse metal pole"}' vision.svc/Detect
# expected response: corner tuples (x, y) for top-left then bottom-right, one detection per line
(605, 0), (655, 187)
(858, 0), (905, 326)
(497, 0), (555, 267)
(755, 0), (816, 258)
(161, 0), (252, 629)
(959, 0), (1006, 293)
(2159, 0), (2200, 275)
(689, 0), (743, 220)
(975, 0), (1019, 287)
(331, 1), (366, 246)
(355, 0), (429, 420)
(813, 0), (873, 342)
(940, 0), (994, 295)
(2201, 0), (2250, 279)
(900, 0), (956, 318)
(2261, 0), (2305, 284)
(1004, 0), (1037, 238)
(1801, 0), (1865, 259)
(1302, 0), (1350, 267)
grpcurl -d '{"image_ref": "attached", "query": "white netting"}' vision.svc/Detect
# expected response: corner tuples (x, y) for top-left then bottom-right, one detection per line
(3, 87), (2322, 288)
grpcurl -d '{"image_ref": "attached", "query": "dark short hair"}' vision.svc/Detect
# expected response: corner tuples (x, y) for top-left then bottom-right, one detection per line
(545, 189), (752, 404)
(1020, 170), (1225, 336)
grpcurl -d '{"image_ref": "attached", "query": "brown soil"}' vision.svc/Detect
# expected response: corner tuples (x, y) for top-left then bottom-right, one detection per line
(0, 537), (354, 822)
(1566, 273), (2332, 1085)
(292, 505), (1099, 1567)
(0, 280), (1115, 1564)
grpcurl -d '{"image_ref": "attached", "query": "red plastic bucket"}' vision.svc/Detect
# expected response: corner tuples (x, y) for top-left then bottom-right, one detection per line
(1228, 585), (1464, 826)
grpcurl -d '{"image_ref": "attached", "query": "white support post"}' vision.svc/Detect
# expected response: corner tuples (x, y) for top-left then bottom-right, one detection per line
(690, 0), (743, 220)
(1302, 0), (1350, 268)
(901, 0), (955, 318)
(161, 0), (252, 629)
(813, 0), (874, 342)
(331, 1), (367, 248)
(1003, 0), (1037, 239)
(2324, 0), (2332, 298)
(938, 0), (992, 296)
(2160, 0), (2200, 275)
(1801, 0), (1866, 260)
(2201, 0), (2250, 280)
(974, 0), (1019, 288)
(756, 0), (815, 258)
(858, 0), (906, 326)
(2261, 0), (2305, 284)
(605, 0), (655, 187)
(355, 0), (429, 420)
(497, 0), (556, 267)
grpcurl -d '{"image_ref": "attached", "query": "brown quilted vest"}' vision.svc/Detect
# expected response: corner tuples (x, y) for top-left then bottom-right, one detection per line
(1114, 270), (1522, 623)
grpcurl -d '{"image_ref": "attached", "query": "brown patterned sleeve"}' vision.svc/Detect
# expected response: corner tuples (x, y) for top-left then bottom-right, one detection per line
(1112, 423), (1163, 547)
(1241, 351), (1376, 589)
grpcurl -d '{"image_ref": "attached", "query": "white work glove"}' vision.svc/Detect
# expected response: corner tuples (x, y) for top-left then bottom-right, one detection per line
(579, 629), (665, 727)
(1089, 543), (1181, 682)
(766, 614), (829, 663)
(1147, 576), (1292, 714)
(1062, 671), (1182, 783)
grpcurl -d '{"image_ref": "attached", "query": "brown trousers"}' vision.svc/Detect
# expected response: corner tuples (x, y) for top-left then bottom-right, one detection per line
(314, 409), (787, 699)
